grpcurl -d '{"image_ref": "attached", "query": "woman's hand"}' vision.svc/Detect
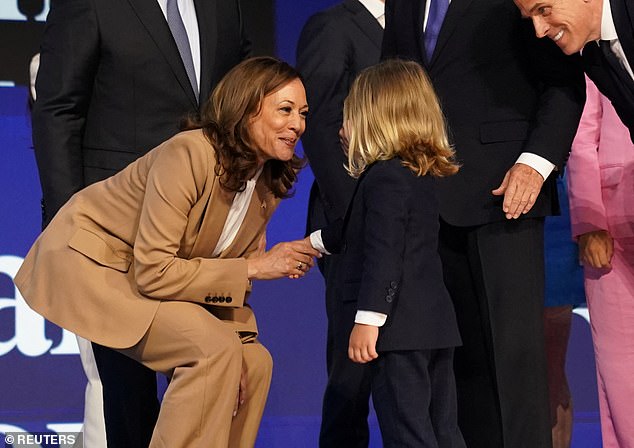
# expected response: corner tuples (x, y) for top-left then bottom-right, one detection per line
(578, 230), (614, 269)
(348, 323), (379, 364)
(233, 361), (247, 418)
(247, 238), (321, 280)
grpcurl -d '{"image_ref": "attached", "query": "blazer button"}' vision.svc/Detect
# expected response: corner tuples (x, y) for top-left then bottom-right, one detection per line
(388, 288), (394, 295)
(390, 281), (398, 288)
(218, 296), (226, 303)
(385, 296), (393, 303)
(226, 296), (233, 304)
(211, 296), (219, 303)
(204, 296), (212, 303)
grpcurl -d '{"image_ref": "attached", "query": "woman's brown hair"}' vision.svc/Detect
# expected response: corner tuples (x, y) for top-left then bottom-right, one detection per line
(344, 59), (459, 178)
(185, 56), (305, 198)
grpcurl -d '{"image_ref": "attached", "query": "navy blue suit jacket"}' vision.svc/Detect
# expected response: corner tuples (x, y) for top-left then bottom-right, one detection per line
(382, 0), (585, 227)
(297, 0), (383, 231)
(33, 0), (250, 226)
(322, 159), (461, 351)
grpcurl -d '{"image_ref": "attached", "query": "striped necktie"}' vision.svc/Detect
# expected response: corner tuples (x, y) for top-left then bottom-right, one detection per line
(424, 0), (449, 62)
(166, 0), (198, 101)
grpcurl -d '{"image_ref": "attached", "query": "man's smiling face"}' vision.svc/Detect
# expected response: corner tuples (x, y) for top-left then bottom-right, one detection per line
(514, 0), (603, 54)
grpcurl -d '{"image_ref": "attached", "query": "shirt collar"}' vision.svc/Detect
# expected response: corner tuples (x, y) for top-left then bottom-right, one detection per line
(601, 0), (618, 41)
(250, 166), (264, 183)
(357, 0), (385, 21)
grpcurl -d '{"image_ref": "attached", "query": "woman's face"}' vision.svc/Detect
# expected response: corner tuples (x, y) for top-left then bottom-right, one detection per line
(249, 78), (308, 164)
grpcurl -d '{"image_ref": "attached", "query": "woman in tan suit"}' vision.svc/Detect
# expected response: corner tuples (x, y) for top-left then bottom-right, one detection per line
(14, 57), (320, 448)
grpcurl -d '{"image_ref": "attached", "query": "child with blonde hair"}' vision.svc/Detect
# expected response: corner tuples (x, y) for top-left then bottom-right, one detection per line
(307, 59), (466, 447)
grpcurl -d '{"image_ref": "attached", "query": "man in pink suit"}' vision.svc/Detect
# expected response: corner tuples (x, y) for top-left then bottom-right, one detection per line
(567, 76), (634, 448)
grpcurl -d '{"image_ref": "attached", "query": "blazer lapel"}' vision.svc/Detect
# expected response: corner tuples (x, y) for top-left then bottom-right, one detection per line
(600, 40), (634, 89)
(345, 0), (383, 50)
(415, 0), (429, 67)
(189, 175), (236, 258)
(220, 178), (276, 259)
(127, 0), (199, 108)
(339, 164), (374, 238)
(429, 0), (475, 65)
(194, 0), (217, 107)
(611, 0), (634, 72)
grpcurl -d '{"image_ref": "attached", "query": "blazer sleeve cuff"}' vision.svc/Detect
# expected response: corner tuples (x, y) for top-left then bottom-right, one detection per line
(310, 230), (331, 255)
(516, 152), (555, 180)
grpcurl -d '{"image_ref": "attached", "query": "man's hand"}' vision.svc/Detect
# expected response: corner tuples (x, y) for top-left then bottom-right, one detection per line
(348, 323), (379, 364)
(578, 230), (614, 269)
(492, 163), (544, 219)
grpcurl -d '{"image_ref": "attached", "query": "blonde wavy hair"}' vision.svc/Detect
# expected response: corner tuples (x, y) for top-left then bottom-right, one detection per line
(344, 59), (458, 178)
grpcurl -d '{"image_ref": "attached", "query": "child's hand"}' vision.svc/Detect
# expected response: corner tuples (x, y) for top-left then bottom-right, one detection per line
(348, 324), (379, 363)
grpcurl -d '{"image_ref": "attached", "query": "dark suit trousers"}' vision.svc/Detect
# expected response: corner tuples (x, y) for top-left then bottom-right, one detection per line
(371, 348), (466, 448)
(438, 218), (551, 448)
(308, 184), (372, 448)
(92, 342), (159, 447)
(319, 254), (373, 448)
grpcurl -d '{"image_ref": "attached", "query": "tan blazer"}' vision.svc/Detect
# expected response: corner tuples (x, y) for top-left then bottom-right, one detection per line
(15, 129), (278, 349)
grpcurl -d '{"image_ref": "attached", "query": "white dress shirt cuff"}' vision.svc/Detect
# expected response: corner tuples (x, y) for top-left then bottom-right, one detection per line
(355, 310), (388, 327)
(516, 152), (555, 181)
(309, 230), (331, 255)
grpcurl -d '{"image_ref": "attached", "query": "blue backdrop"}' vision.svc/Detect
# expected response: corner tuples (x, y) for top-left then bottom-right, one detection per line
(0, 1), (601, 446)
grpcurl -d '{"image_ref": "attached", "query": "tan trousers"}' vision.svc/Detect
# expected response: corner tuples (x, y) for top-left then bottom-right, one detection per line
(118, 301), (273, 448)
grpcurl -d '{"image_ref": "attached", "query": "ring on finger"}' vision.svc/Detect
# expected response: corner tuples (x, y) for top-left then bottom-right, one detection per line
(296, 261), (304, 270)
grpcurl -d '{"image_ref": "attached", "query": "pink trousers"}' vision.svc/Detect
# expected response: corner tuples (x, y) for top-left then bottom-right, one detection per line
(585, 240), (634, 448)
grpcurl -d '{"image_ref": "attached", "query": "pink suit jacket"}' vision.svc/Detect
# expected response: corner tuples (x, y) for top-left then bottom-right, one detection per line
(567, 77), (634, 243)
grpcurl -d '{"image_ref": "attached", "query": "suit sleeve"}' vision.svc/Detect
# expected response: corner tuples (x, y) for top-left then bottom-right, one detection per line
(519, 20), (586, 168)
(319, 217), (345, 253)
(567, 79), (609, 238)
(355, 168), (409, 315)
(296, 12), (357, 220)
(32, 0), (100, 228)
(133, 137), (248, 306)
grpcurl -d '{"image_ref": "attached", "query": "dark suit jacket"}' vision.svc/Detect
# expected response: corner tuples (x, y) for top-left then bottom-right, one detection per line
(296, 0), (383, 231)
(582, 0), (634, 139)
(322, 159), (461, 351)
(32, 0), (250, 226)
(382, 0), (585, 227)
